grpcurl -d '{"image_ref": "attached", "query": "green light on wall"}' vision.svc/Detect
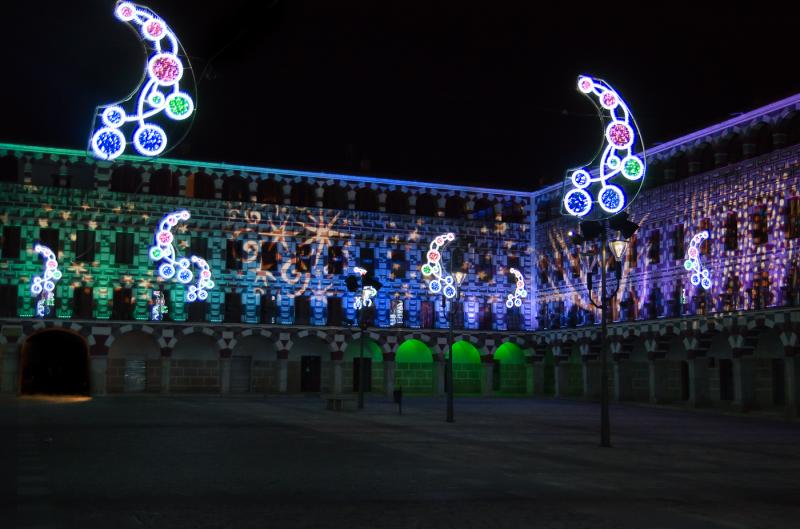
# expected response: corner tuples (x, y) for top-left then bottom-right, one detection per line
(396, 339), (433, 363)
(445, 340), (481, 364)
(493, 342), (525, 364)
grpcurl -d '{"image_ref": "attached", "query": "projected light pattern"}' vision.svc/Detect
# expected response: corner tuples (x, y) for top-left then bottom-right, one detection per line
(148, 210), (215, 301)
(685, 230), (712, 290)
(562, 75), (646, 219)
(30, 244), (61, 318)
(354, 286), (377, 310)
(505, 267), (528, 309)
(421, 232), (457, 299)
(89, 2), (195, 160)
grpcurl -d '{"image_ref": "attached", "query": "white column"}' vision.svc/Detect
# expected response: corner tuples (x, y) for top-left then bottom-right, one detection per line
(220, 357), (231, 395)
(649, 358), (667, 404)
(688, 357), (709, 407)
(1, 343), (20, 394)
(278, 357), (288, 393)
(160, 356), (171, 394)
(554, 359), (570, 398)
(613, 357), (632, 401)
(482, 360), (494, 395)
(89, 356), (108, 396)
(332, 359), (343, 394)
(733, 355), (755, 411)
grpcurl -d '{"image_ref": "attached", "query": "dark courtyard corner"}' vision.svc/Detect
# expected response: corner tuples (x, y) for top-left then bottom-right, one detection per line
(1, 395), (798, 529)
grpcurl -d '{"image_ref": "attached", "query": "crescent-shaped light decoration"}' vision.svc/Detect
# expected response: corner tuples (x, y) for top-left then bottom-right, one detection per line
(684, 231), (712, 290)
(561, 75), (646, 220)
(30, 244), (62, 318)
(148, 210), (215, 302)
(505, 267), (528, 309)
(421, 232), (457, 299)
(88, 1), (197, 161)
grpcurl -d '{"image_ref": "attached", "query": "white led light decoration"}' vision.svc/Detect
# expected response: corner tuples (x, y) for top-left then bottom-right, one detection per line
(30, 244), (61, 318)
(561, 75), (647, 221)
(422, 232), (458, 299)
(684, 230), (712, 290)
(148, 210), (214, 302)
(89, 1), (196, 160)
(151, 290), (168, 321)
(353, 286), (378, 310)
(505, 267), (528, 309)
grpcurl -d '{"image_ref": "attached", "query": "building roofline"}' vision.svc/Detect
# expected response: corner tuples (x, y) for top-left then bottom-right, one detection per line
(0, 142), (534, 199)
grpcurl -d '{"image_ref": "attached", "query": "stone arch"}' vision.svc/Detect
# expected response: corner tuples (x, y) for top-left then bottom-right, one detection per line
(233, 334), (277, 361)
(20, 328), (90, 395)
(172, 332), (220, 360)
(288, 334), (334, 360)
(494, 342), (525, 364)
(106, 331), (160, 394)
(447, 340), (481, 363)
(344, 338), (383, 361)
(108, 331), (160, 359)
(396, 338), (433, 363)
(493, 342), (527, 393)
(395, 338), (434, 394)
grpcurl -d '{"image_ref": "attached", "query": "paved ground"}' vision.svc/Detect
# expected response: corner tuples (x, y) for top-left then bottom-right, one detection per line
(1, 395), (799, 529)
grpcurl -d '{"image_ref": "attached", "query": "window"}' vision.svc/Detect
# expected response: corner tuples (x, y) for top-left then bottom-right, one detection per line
(187, 301), (207, 322)
(0, 285), (18, 317)
(700, 218), (711, 255)
(111, 287), (134, 320)
(389, 298), (404, 327)
(226, 239), (242, 270)
(752, 207), (768, 246)
(326, 297), (342, 326)
(724, 213), (738, 251)
(327, 246), (345, 275)
(420, 300), (435, 329)
(296, 244), (312, 274)
(39, 228), (59, 254)
(191, 236), (208, 259)
(648, 231), (660, 265)
(1, 226), (20, 259)
(673, 224), (684, 260)
(260, 289), (279, 324)
(508, 255), (521, 284)
(75, 230), (95, 262)
(479, 303), (493, 330)
(787, 197), (800, 239)
(294, 296), (311, 325)
(390, 249), (406, 279)
(627, 234), (638, 268)
(72, 286), (93, 319)
(115, 232), (135, 265)
(261, 242), (278, 271)
(477, 254), (493, 281)
(359, 247), (375, 277)
(224, 292), (243, 323)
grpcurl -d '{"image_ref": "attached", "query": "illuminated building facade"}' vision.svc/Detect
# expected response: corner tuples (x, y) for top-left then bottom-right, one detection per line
(0, 92), (799, 416)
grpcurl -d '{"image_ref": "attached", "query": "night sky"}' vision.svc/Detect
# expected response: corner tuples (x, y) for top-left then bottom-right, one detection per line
(3, 1), (799, 190)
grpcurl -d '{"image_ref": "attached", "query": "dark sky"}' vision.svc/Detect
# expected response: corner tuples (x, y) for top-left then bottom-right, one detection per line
(3, 1), (800, 190)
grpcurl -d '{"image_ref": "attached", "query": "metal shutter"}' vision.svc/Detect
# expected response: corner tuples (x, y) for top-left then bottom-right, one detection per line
(124, 359), (146, 393)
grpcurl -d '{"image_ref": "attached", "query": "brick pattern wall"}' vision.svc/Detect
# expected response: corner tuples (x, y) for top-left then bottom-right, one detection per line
(169, 359), (220, 393)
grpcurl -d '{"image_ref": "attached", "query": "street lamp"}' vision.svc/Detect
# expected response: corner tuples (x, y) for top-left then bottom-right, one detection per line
(347, 266), (381, 409)
(572, 215), (637, 448)
(446, 269), (466, 423)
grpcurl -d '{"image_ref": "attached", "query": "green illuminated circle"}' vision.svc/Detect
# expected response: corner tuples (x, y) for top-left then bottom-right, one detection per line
(421, 264), (432, 275)
(168, 96), (190, 116)
(624, 158), (642, 178)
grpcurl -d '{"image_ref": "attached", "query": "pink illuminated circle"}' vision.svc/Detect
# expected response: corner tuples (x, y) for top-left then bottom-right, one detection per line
(434, 236), (445, 246)
(148, 53), (184, 86)
(601, 91), (618, 109)
(47, 260), (57, 268)
(157, 231), (173, 245)
(517, 280), (524, 289)
(688, 247), (698, 259)
(143, 19), (165, 40)
(167, 216), (178, 225)
(578, 77), (594, 93)
(116, 2), (136, 21)
(202, 270), (211, 278)
(606, 121), (634, 149)
(427, 250), (441, 263)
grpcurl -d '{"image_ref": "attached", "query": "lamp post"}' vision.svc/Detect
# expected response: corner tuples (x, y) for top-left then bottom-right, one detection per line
(347, 266), (381, 410)
(446, 270), (466, 423)
(572, 220), (632, 448)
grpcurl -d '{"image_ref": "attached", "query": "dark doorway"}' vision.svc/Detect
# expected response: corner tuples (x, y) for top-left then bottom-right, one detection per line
(300, 356), (321, 392)
(772, 359), (786, 406)
(353, 357), (372, 392)
(719, 359), (734, 401)
(492, 359), (501, 391)
(680, 361), (690, 401)
(20, 331), (89, 395)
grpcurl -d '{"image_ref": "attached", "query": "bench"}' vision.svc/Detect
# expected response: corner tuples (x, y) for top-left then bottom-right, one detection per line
(322, 393), (357, 411)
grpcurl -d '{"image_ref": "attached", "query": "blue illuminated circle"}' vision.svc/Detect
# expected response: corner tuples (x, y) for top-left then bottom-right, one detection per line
(186, 291), (197, 302)
(514, 298), (522, 308)
(102, 106), (126, 128)
(159, 263), (175, 279)
(44, 281), (55, 292)
(443, 285), (456, 299)
(701, 277), (712, 290)
(133, 124), (167, 156)
(690, 274), (700, 286)
(177, 268), (193, 284)
(571, 170), (591, 189)
(598, 185), (624, 214)
(429, 279), (442, 293)
(31, 283), (42, 295)
(91, 127), (126, 160)
(198, 289), (208, 301)
(563, 188), (592, 217)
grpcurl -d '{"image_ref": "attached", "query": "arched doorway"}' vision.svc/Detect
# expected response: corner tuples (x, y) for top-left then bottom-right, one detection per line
(344, 338), (383, 393)
(494, 342), (526, 393)
(20, 330), (89, 395)
(446, 340), (481, 393)
(395, 339), (434, 393)
(108, 331), (160, 393)
(288, 336), (331, 393)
